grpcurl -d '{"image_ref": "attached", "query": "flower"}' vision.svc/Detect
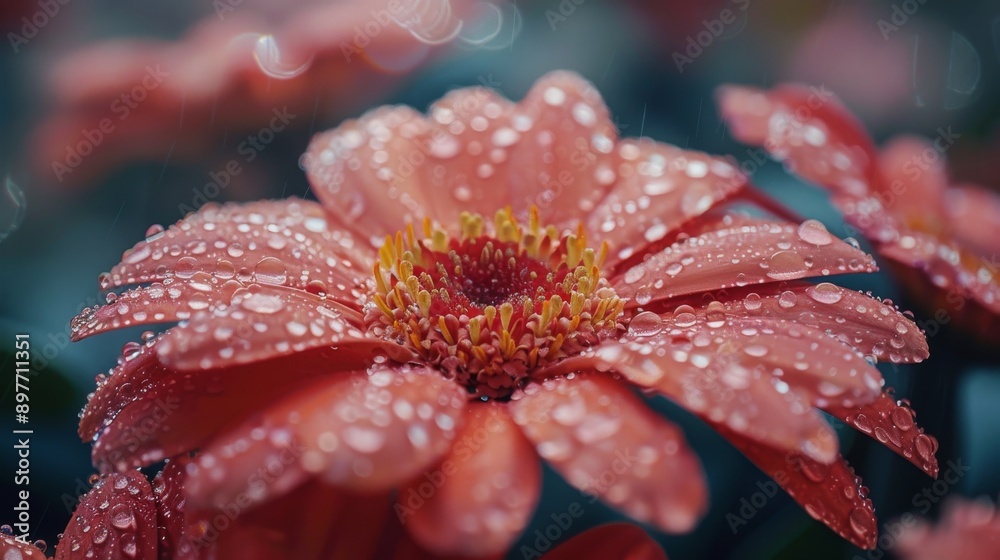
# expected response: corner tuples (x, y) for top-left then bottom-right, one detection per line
(896, 498), (1000, 560)
(32, 0), (473, 187)
(717, 83), (1000, 342)
(68, 71), (936, 557)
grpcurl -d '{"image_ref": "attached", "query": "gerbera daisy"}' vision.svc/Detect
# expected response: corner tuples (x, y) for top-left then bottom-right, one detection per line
(66, 71), (935, 558)
(717, 83), (1000, 342)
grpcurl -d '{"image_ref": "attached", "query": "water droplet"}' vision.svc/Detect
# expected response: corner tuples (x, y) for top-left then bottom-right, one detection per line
(743, 293), (762, 311)
(253, 34), (312, 79)
(854, 413), (873, 434)
(808, 282), (843, 304)
(253, 257), (287, 285)
(766, 251), (806, 280)
(778, 290), (797, 308)
(110, 503), (136, 529)
(629, 311), (663, 337)
(797, 219), (833, 246)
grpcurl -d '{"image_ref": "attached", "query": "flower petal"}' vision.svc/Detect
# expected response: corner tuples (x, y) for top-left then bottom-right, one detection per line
(946, 184), (1000, 257)
(589, 139), (745, 268)
(632, 302), (885, 409)
(186, 366), (467, 508)
(510, 374), (707, 533)
(0, 535), (47, 560)
(551, 340), (839, 464)
(878, 137), (948, 223)
(704, 282), (928, 363)
(55, 471), (159, 560)
(84, 338), (387, 472)
(153, 284), (396, 371)
(151, 459), (198, 560)
(716, 84), (880, 199)
(823, 391), (939, 477)
(187, 480), (390, 560)
(507, 71), (619, 226)
(614, 220), (876, 305)
(101, 199), (373, 304)
(305, 105), (435, 243)
(401, 404), (540, 557)
(542, 523), (667, 560)
(713, 424), (879, 550)
(896, 499), (1000, 560)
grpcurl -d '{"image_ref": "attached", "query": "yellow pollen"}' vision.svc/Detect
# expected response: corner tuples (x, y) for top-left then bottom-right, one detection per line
(366, 207), (624, 399)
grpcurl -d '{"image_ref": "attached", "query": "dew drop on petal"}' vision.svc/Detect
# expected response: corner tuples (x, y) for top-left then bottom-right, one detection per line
(797, 219), (833, 246)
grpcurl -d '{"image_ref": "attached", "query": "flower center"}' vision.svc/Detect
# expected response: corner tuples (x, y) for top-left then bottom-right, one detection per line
(367, 207), (624, 399)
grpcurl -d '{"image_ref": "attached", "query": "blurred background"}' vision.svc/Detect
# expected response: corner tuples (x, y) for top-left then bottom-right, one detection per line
(1, 0), (998, 558)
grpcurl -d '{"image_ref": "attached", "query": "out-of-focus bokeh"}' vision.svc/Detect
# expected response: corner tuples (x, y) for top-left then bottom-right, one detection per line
(1, 0), (998, 558)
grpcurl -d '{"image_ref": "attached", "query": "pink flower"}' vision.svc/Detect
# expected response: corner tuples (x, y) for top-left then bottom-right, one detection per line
(67, 71), (935, 557)
(718, 83), (1000, 342)
(897, 498), (1000, 560)
(32, 0), (471, 187)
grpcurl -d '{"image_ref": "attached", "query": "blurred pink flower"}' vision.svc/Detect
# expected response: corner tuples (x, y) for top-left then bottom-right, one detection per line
(897, 498), (1000, 560)
(33, 0), (471, 188)
(64, 71), (935, 557)
(718, 83), (1000, 343)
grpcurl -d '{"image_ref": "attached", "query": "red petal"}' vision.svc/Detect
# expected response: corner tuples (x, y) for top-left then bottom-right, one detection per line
(0, 535), (48, 560)
(543, 523), (667, 560)
(84, 339), (387, 472)
(824, 391), (940, 477)
(305, 105), (436, 243)
(102, 199), (373, 304)
(946, 184), (1000, 257)
(401, 404), (540, 557)
(877, 137), (948, 224)
(186, 366), (467, 508)
(716, 84), (881, 198)
(509, 374), (707, 533)
(153, 284), (389, 371)
(706, 282), (928, 364)
(151, 459), (199, 560)
(55, 471), (159, 560)
(714, 424), (879, 550)
(506, 71), (619, 227)
(613, 220), (877, 304)
(589, 139), (745, 267)
(187, 480), (390, 560)
(897, 499), (1000, 560)
(631, 302), (884, 409)
(551, 340), (839, 464)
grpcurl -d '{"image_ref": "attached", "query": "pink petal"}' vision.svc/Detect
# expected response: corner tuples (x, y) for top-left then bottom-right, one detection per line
(186, 366), (467, 508)
(55, 471), (159, 560)
(708, 282), (928, 364)
(897, 499), (1000, 560)
(824, 391), (939, 477)
(187, 480), (390, 560)
(401, 404), (540, 557)
(877, 136), (947, 222)
(946, 184), (1000, 257)
(549, 340), (839, 464)
(627, 302), (885, 409)
(715, 423), (878, 549)
(84, 339), (389, 472)
(543, 523), (667, 560)
(305, 105), (435, 242)
(101, 199), (372, 304)
(506, 71), (619, 226)
(716, 84), (880, 198)
(509, 374), (707, 533)
(589, 139), (745, 267)
(154, 284), (397, 371)
(614, 220), (877, 304)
